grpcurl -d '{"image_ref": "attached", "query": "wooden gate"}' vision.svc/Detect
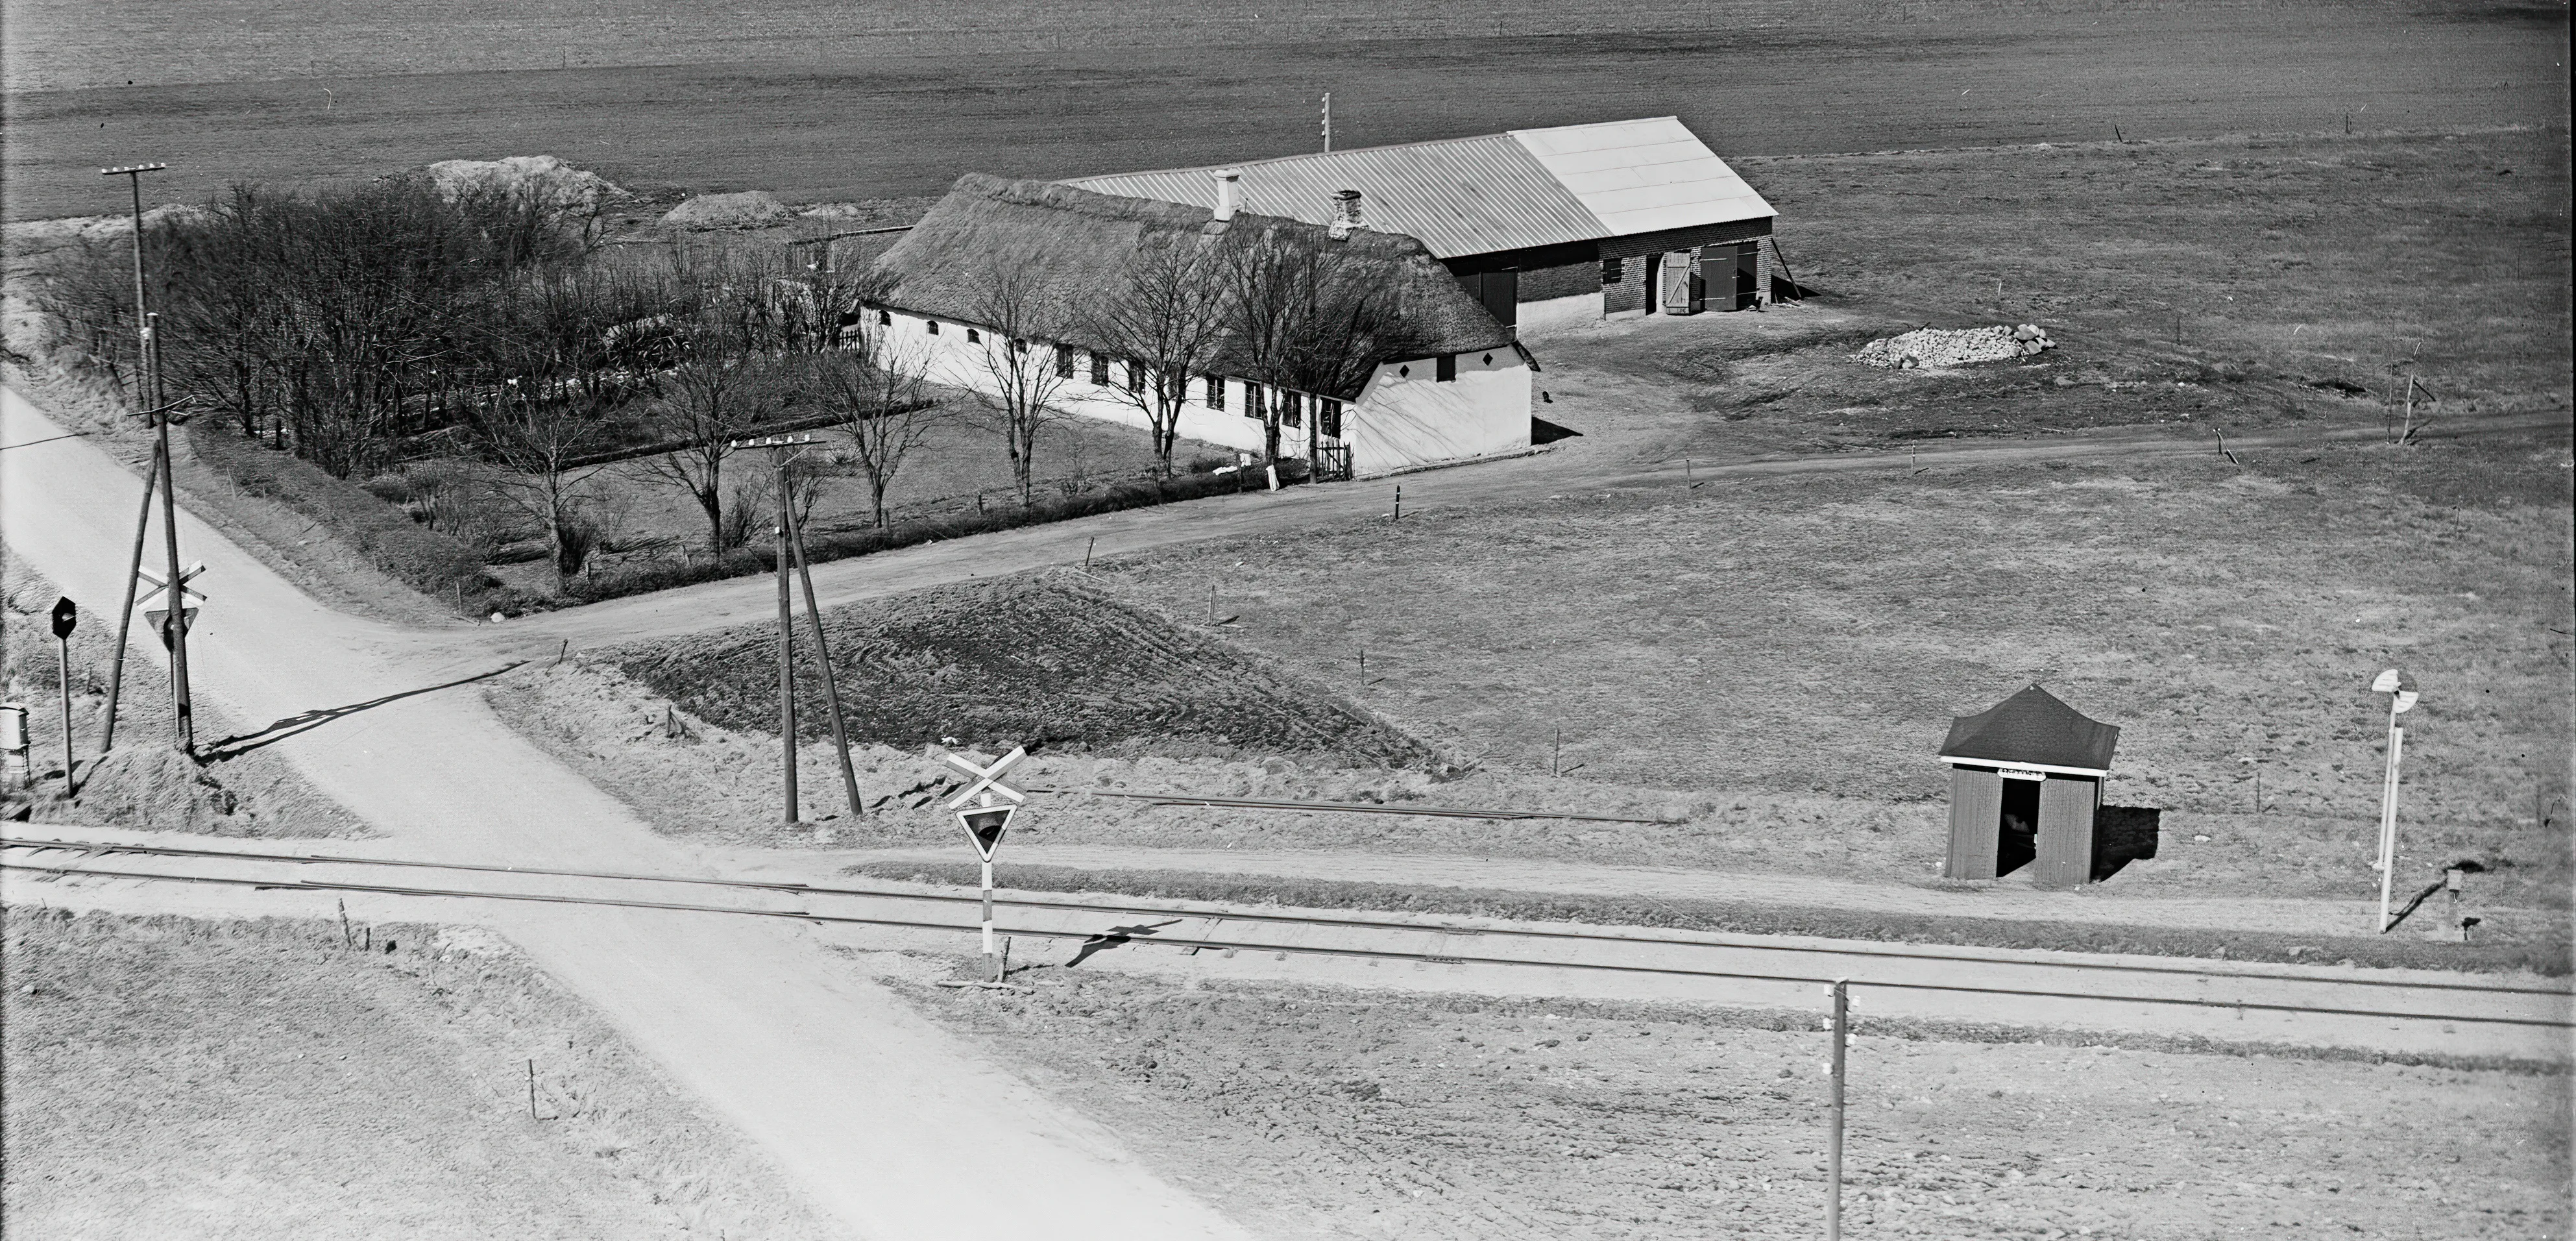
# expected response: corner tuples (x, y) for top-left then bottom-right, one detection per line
(1658, 251), (1699, 315)
(1311, 445), (1353, 482)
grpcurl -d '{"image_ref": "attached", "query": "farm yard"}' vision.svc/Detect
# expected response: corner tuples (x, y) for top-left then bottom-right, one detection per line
(2, 0), (2568, 1236)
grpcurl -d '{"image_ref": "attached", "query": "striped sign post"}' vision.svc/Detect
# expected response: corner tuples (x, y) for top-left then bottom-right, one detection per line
(942, 746), (1027, 981)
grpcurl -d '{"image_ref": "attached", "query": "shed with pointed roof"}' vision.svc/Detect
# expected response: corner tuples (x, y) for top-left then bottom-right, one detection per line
(1938, 685), (2122, 889)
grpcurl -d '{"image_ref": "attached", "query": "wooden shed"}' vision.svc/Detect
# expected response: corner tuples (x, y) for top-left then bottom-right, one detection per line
(1938, 685), (2122, 890)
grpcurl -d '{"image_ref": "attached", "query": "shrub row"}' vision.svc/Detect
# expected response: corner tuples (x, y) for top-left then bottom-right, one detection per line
(842, 859), (2573, 977)
(561, 461), (1308, 606)
(186, 422), (487, 603)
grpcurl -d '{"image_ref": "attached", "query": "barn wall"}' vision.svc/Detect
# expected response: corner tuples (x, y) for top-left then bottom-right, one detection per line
(886, 307), (1519, 472)
(1602, 253), (1649, 315)
(1348, 348), (1531, 476)
(1520, 257), (1601, 301)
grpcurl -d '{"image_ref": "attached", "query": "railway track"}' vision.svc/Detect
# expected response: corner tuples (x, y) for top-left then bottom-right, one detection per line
(6, 835), (2568, 1057)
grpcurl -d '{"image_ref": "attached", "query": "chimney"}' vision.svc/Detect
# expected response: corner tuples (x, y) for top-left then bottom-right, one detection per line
(1328, 189), (1363, 239)
(1211, 169), (1243, 222)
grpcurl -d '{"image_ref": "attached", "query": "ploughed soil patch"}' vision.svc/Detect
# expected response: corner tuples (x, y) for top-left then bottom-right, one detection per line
(609, 575), (1435, 768)
(899, 971), (2571, 1240)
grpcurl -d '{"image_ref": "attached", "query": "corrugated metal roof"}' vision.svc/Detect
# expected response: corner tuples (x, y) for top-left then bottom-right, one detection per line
(1063, 117), (1773, 260)
(1066, 132), (1598, 260)
(1509, 117), (1775, 238)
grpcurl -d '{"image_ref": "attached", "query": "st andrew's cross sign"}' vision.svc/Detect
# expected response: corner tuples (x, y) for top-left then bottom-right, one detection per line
(942, 746), (1027, 862)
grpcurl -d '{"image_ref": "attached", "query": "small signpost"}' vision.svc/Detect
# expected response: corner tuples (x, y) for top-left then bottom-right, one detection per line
(942, 745), (1027, 982)
(49, 598), (77, 786)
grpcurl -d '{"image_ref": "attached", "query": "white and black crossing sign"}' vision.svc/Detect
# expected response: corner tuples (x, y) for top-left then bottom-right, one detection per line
(938, 746), (1028, 979)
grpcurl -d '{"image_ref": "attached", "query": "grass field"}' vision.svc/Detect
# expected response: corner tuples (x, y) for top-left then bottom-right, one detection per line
(3, 1), (2563, 221)
(0, 907), (843, 1240)
(899, 968), (2573, 1239)
(1088, 427), (2576, 906)
(1547, 127), (2575, 464)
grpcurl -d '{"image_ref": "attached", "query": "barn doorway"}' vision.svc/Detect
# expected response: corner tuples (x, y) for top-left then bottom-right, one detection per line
(1997, 776), (2041, 876)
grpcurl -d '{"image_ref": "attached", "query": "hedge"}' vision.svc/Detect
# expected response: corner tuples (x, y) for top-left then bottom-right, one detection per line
(561, 460), (1308, 606)
(186, 422), (487, 603)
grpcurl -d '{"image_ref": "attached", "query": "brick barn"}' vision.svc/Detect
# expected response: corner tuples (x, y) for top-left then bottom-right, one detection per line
(1064, 116), (1780, 334)
(867, 174), (1531, 478)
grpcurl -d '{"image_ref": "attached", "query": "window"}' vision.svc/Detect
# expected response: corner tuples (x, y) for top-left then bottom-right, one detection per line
(1243, 382), (1264, 420)
(1126, 360), (1145, 393)
(1054, 345), (1075, 378)
(966, 327), (981, 344)
(877, 309), (892, 326)
(1205, 375), (1225, 410)
(1090, 350), (1110, 385)
(1601, 257), (1624, 285)
(1316, 399), (1343, 439)
(1279, 391), (1301, 428)
(1435, 354), (1456, 382)
(926, 320), (940, 336)
(1012, 337), (1028, 353)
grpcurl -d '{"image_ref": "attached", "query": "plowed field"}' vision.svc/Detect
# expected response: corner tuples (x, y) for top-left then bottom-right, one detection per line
(609, 574), (1435, 768)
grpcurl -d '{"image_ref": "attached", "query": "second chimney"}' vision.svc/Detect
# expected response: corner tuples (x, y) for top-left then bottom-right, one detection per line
(1211, 169), (1243, 222)
(1329, 189), (1364, 239)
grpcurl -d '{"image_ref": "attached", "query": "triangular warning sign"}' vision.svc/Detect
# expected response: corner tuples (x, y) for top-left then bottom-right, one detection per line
(956, 804), (1014, 862)
(144, 607), (198, 650)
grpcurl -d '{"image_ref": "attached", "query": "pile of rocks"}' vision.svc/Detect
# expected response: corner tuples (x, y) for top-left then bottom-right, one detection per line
(1856, 323), (2057, 369)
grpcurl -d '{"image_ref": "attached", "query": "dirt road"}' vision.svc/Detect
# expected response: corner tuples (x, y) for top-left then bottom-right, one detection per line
(1, 387), (1252, 1241)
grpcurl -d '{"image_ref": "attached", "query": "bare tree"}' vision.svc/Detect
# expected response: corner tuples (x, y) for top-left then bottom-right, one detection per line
(1219, 230), (1430, 461)
(968, 265), (1069, 506)
(813, 334), (940, 528)
(478, 375), (616, 591)
(1082, 236), (1226, 480)
(627, 327), (777, 554)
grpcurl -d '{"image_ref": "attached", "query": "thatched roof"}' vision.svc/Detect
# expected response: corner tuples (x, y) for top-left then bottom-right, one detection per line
(869, 173), (1516, 378)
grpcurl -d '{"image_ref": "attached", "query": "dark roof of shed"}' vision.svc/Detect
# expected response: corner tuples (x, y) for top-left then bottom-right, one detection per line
(1939, 684), (2120, 772)
(869, 173), (1516, 379)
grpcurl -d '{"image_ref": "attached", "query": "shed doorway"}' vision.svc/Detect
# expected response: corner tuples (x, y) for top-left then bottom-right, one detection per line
(1997, 775), (2041, 876)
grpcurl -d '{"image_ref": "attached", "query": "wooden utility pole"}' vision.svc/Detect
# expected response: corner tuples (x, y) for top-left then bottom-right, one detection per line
(99, 447), (162, 755)
(103, 163), (195, 754)
(773, 461), (799, 824)
(1826, 977), (1849, 1241)
(783, 480), (864, 821)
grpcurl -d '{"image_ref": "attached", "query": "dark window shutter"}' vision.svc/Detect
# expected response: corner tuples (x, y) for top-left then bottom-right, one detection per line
(1435, 354), (1456, 382)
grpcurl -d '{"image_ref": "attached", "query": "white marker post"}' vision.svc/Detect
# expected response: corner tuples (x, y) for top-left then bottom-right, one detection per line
(2371, 670), (2419, 933)
(943, 746), (1027, 982)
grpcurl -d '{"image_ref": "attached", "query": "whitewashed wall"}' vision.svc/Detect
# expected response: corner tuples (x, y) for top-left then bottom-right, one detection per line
(877, 308), (1529, 475)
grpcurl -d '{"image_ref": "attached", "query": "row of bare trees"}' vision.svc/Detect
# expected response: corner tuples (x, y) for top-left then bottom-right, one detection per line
(1068, 228), (1428, 476)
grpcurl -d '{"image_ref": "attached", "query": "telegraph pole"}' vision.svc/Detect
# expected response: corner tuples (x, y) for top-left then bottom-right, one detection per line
(102, 162), (195, 754)
(783, 474), (864, 822)
(1825, 977), (1849, 1241)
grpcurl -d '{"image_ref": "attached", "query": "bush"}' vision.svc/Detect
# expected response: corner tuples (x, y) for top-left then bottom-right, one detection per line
(560, 460), (1309, 606)
(188, 421), (489, 603)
